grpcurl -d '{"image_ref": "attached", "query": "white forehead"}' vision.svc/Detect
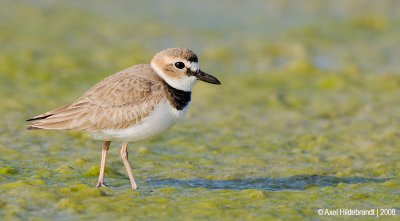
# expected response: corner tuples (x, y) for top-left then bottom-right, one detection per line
(190, 62), (200, 72)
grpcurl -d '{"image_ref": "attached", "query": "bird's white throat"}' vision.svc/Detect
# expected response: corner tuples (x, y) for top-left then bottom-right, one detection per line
(151, 62), (197, 92)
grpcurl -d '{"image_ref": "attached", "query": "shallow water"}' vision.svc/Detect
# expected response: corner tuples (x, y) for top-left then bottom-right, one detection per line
(1, 1), (400, 220)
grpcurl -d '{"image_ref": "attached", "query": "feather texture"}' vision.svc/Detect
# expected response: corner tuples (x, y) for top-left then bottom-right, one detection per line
(27, 64), (166, 132)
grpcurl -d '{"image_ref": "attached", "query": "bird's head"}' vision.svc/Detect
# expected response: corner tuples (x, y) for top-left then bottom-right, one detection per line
(151, 48), (221, 92)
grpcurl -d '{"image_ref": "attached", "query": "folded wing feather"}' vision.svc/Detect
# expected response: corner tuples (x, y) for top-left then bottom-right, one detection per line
(27, 67), (164, 132)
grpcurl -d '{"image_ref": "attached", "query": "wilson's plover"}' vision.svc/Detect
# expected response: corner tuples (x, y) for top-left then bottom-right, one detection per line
(27, 48), (221, 189)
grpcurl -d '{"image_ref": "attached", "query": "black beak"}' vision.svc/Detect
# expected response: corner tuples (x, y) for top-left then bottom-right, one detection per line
(195, 70), (221, 85)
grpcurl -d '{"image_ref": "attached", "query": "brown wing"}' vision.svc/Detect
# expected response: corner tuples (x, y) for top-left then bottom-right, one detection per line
(27, 65), (165, 131)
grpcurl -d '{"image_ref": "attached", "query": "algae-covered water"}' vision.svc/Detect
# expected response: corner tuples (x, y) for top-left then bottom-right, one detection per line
(1, 1), (400, 220)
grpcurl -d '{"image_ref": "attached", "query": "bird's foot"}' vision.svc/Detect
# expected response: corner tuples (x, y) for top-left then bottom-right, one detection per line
(95, 182), (110, 188)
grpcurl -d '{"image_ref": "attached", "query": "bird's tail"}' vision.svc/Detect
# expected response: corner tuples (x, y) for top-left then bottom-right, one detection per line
(26, 104), (72, 130)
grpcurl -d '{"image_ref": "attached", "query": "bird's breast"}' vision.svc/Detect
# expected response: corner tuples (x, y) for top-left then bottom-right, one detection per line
(90, 99), (190, 142)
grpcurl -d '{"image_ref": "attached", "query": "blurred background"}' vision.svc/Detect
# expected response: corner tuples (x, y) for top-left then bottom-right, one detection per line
(1, 0), (400, 220)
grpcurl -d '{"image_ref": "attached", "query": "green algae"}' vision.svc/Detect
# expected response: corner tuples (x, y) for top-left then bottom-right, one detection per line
(0, 166), (18, 175)
(1, 1), (400, 220)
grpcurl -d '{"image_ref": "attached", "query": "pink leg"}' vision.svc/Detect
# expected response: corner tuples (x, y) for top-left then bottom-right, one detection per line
(96, 141), (111, 187)
(120, 142), (138, 189)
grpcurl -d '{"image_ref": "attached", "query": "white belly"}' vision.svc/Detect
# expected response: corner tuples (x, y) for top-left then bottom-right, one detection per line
(90, 100), (190, 142)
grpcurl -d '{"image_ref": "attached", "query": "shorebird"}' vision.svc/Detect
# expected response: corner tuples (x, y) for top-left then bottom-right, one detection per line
(27, 48), (221, 189)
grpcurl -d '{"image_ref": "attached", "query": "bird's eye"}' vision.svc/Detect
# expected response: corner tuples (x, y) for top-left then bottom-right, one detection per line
(174, 62), (185, 69)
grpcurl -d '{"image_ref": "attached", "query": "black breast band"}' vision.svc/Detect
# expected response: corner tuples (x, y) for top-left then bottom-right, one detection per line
(165, 83), (191, 110)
